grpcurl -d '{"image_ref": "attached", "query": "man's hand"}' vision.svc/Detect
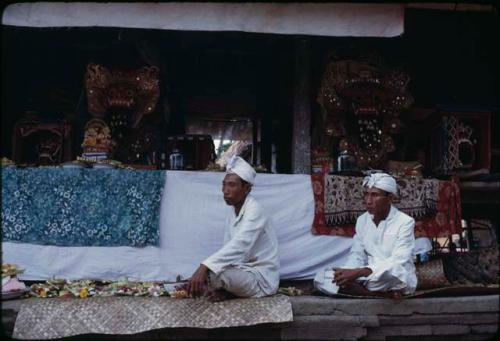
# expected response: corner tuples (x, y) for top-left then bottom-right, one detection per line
(186, 264), (209, 297)
(333, 267), (372, 286)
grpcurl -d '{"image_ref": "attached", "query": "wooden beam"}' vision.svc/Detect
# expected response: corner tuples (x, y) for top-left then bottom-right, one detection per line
(405, 3), (495, 12)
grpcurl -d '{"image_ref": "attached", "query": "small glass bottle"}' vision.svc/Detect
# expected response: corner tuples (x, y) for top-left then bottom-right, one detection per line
(160, 152), (167, 169)
(337, 150), (357, 172)
(169, 148), (184, 170)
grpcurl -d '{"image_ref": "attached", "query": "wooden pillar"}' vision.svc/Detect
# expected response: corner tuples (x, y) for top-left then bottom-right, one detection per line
(258, 58), (273, 170)
(291, 38), (311, 174)
(252, 117), (259, 165)
(261, 110), (273, 169)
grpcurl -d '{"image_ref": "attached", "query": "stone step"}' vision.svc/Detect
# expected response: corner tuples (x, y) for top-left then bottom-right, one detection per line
(2, 295), (498, 340)
(290, 295), (500, 316)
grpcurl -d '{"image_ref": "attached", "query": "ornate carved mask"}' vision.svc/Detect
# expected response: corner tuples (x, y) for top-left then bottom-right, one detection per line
(317, 52), (413, 168)
(85, 63), (160, 128)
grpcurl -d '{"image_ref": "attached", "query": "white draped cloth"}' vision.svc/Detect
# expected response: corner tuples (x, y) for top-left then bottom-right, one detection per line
(2, 3), (404, 38)
(203, 195), (280, 296)
(2, 171), (354, 281)
(343, 205), (417, 294)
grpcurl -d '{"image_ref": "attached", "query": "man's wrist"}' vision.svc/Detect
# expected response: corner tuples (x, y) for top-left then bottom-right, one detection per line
(199, 263), (209, 273)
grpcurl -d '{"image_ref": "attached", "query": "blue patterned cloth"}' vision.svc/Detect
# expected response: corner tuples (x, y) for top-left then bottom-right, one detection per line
(1, 167), (166, 247)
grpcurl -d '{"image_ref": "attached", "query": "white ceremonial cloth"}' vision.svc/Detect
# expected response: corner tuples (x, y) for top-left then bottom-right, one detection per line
(342, 205), (417, 294)
(2, 171), (353, 281)
(414, 237), (433, 256)
(203, 195), (279, 295)
(2, 3), (404, 38)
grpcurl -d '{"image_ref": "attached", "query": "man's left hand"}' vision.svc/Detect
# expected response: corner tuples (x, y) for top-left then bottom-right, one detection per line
(187, 264), (209, 297)
(333, 267), (372, 286)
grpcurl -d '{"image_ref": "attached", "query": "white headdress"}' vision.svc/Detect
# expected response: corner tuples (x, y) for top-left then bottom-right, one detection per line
(226, 155), (256, 185)
(362, 172), (397, 195)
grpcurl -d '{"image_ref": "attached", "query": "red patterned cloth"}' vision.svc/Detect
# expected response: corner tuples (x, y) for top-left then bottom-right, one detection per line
(413, 179), (462, 238)
(311, 173), (462, 238)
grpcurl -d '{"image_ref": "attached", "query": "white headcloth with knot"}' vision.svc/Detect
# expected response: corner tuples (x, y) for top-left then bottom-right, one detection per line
(362, 172), (397, 195)
(226, 155), (256, 185)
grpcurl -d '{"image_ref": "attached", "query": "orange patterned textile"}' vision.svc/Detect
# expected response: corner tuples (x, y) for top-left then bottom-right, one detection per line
(311, 173), (462, 238)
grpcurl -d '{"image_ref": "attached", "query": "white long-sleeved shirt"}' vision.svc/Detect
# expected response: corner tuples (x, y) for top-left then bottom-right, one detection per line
(202, 195), (280, 295)
(343, 205), (417, 293)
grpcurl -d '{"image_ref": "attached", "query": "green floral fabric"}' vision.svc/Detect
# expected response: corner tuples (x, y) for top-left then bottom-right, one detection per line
(1, 167), (165, 247)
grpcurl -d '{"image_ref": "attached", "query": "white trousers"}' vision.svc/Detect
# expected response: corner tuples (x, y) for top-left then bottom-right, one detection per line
(363, 273), (410, 294)
(208, 267), (267, 298)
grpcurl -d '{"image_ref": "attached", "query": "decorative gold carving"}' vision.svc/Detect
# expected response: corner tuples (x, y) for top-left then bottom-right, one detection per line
(81, 119), (114, 154)
(317, 52), (413, 169)
(85, 63), (160, 128)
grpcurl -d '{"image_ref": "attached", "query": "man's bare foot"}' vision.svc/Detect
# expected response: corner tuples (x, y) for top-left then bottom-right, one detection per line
(388, 289), (404, 299)
(204, 289), (235, 302)
(370, 289), (404, 299)
(339, 281), (375, 296)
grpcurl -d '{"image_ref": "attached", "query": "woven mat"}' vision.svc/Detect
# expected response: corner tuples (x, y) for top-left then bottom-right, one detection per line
(315, 284), (499, 299)
(12, 295), (293, 339)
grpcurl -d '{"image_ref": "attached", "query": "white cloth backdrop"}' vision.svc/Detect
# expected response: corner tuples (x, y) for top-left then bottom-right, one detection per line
(3, 171), (353, 281)
(1, 2), (404, 37)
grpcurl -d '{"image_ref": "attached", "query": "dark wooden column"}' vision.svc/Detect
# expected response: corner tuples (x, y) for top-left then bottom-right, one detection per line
(291, 38), (311, 174)
(258, 55), (273, 170)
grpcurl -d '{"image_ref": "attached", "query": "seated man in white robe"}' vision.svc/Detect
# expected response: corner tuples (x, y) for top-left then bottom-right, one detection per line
(186, 156), (280, 301)
(333, 173), (417, 298)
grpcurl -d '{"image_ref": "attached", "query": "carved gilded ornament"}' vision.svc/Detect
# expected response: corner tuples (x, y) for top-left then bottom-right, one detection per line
(84, 63), (160, 128)
(81, 119), (115, 154)
(317, 53), (413, 168)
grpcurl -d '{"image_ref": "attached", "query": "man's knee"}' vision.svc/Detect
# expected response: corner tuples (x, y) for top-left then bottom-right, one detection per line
(364, 275), (406, 292)
(210, 268), (263, 298)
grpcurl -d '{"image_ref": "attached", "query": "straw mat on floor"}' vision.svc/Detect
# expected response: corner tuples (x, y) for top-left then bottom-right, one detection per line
(319, 284), (499, 299)
(12, 295), (292, 339)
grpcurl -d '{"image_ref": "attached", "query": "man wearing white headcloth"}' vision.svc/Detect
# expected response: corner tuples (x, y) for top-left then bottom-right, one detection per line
(186, 156), (280, 301)
(333, 173), (417, 298)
